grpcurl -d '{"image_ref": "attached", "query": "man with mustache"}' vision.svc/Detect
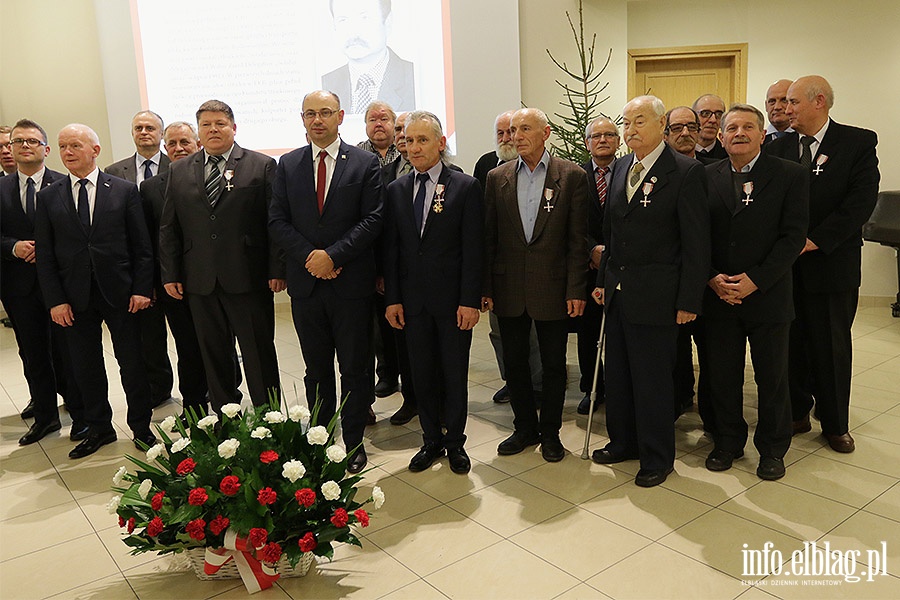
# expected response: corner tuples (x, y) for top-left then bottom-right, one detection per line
(692, 94), (728, 160)
(763, 79), (794, 145)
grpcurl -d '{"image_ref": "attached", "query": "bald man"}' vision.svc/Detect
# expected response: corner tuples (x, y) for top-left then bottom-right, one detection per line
(764, 79), (794, 144)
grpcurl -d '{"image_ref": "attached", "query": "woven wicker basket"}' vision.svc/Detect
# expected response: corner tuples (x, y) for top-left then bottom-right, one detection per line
(186, 547), (314, 580)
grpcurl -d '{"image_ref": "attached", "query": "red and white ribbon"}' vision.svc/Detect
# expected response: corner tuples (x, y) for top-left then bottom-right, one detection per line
(204, 529), (280, 593)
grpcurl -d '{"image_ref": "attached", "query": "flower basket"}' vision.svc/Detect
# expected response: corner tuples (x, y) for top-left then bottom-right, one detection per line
(109, 398), (385, 594)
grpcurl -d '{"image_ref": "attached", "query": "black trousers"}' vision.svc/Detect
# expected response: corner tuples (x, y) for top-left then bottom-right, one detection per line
(575, 294), (606, 396)
(291, 285), (373, 449)
(64, 282), (151, 435)
(157, 292), (209, 413)
(138, 300), (174, 402)
(373, 293), (416, 406)
(405, 310), (471, 449)
(790, 287), (858, 435)
(675, 318), (714, 427)
(498, 312), (568, 438)
(706, 317), (792, 459)
(188, 287), (280, 412)
(603, 293), (677, 471)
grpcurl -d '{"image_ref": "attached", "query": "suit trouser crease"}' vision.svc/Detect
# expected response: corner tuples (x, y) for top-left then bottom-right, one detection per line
(488, 310), (543, 388)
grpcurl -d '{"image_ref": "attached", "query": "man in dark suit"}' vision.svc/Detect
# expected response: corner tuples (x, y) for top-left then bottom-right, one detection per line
(1, 126), (18, 175)
(269, 90), (383, 474)
(482, 107), (588, 463)
(35, 124), (155, 458)
(763, 79), (793, 145)
(105, 109), (174, 408)
(323, 0), (415, 113)
(1, 119), (85, 444)
(592, 95), (710, 487)
(692, 94), (728, 160)
(383, 111), (483, 474)
(159, 100), (285, 413)
(703, 104), (808, 480)
(766, 75), (880, 453)
(575, 117), (617, 415)
(139, 121), (209, 418)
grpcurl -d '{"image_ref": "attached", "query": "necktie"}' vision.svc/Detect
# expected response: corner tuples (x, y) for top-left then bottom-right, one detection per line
(398, 160), (413, 177)
(316, 150), (328, 215)
(413, 173), (429, 235)
(595, 166), (608, 208)
(800, 136), (815, 170)
(206, 155), (223, 207)
(354, 73), (377, 113)
(25, 177), (36, 221)
(77, 178), (91, 229)
(142, 159), (153, 182)
(629, 162), (644, 188)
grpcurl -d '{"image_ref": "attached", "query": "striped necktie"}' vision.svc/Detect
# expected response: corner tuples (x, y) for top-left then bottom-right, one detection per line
(206, 155), (223, 207)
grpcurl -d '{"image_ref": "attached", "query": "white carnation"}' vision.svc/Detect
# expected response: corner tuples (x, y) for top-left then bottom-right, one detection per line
(112, 466), (127, 487)
(372, 486), (385, 510)
(221, 403), (242, 418)
(306, 425), (329, 445)
(160, 415), (177, 433)
(325, 445), (347, 463)
(146, 443), (165, 461)
(282, 459), (307, 482)
(288, 405), (310, 422)
(218, 438), (240, 459)
(198, 414), (219, 430)
(107, 495), (121, 514)
(137, 479), (153, 500)
(321, 480), (341, 501)
(264, 410), (286, 424)
(170, 437), (191, 453)
(251, 426), (272, 439)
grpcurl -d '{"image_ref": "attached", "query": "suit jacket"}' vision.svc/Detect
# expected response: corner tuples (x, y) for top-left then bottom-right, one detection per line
(483, 155), (588, 321)
(322, 48), (416, 113)
(764, 120), (880, 292)
(268, 140), (383, 299)
(598, 143), (710, 326)
(581, 158), (615, 251)
(159, 144), (285, 295)
(696, 139), (728, 160)
(703, 154), (808, 322)
(139, 170), (170, 289)
(474, 151), (505, 191)
(1, 168), (66, 301)
(383, 166), (483, 315)
(105, 153), (170, 183)
(34, 171), (153, 311)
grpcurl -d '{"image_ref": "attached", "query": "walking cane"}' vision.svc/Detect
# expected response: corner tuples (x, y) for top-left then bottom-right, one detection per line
(580, 305), (607, 459)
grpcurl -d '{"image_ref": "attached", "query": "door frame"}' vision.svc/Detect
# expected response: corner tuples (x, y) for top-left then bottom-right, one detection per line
(627, 43), (749, 104)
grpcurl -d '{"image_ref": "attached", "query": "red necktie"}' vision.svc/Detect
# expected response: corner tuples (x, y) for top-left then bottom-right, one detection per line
(316, 150), (327, 214)
(596, 165), (608, 207)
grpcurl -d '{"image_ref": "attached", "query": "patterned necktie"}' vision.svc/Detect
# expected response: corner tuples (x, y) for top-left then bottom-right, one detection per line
(595, 166), (609, 207)
(398, 159), (413, 177)
(354, 73), (377, 113)
(316, 150), (328, 215)
(77, 178), (91, 229)
(629, 162), (644, 187)
(206, 155), (222, 207)
(25, 177), (36, 221)
(800, 136), (815, 170)
(142, 159), (153, 182)
(413, 173), (429, 235)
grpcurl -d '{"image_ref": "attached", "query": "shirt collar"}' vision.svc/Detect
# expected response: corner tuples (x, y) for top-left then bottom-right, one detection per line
(69, 167), (100, 187)
(204, 145), (234, 164)
(807, 119), (830, 145)
(592, 157), (614, 173)
(516, 149), (550, 174)
(633, 140), (666, 172)
(731, 151), (762, 173)
(765, 123), (793, 135)
(311, 136), (342, 160)
(414, 160), (444, 183)
(18, 166), (45, 188)
(136, 151), (162, 168)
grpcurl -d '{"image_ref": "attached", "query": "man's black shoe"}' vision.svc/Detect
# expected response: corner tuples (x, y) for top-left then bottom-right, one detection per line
(591, 447), (637, 465)
(374, 379), (400, 398)
(347, 447), (368, 474)
(151, 394), (173, 409)
(705, 448), (743, 472)
(389, 404), (418, 426)
(69, 431), (117, 459)
(20, 399), (35, 420)
(19, 420), (62, 446)
(133, 430), (158, 450)
(447, 447), (471, 474)
(635, 467), (674, 487)
(70, 422), (90, 442)
(577, 393), (603, 415)
(757, 456), (786, 481)
(497, 431), (540, 455)
(492, 385), (510, 403)
(408, 443), (445, 472)
(541, 436), (566, 462)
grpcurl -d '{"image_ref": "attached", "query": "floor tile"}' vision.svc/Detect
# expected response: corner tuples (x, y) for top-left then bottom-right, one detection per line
(0, 447), (56, 490)
(852, 413), (900, 446)
(864, 482), (900, 524)
(662, 452), (764, 507)
(811, 434), (900, 479)
(379, 578), (450, 599)
(353, 475), (442, 534)
(580, 484), (713, 540)
(123, 555), (246, 599)
(821, 511), (900, 575)
(777, 454), (896, 508)
(45, 573), (139, 600)
(553, 583), (614, 599)
(394, 457), (510, 503)
(516, 454), (628, 504)
(0, 472), (73, 521)
(0, 502), (95, 561)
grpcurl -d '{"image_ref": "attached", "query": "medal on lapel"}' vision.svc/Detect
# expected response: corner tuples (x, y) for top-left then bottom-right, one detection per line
(224, 169), (235, 191)
(812, 155), (828, 176)
(433, 184), (445, 213)
(742, 181), (754, 206)
(543, 188), (554, 212)
(640, 177), (656, 207)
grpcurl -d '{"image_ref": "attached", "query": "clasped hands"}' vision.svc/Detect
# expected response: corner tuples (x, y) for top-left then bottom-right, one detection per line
(708, 272), (758, 305)
(306, 249), (342, 280)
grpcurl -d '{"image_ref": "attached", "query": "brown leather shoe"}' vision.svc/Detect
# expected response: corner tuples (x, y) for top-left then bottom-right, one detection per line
(824, 432), (855, 453)
(792, 414), (811, 435)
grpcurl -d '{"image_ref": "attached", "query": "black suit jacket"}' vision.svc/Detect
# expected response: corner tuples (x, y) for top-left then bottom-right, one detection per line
(322, 48), (416, 112)
(139, 170), (170, 289)
(696, 139), (727, 160)
(383, 166), (483, 315)
(703, 154), (808, 322)
(474, 151), (505, 191)
(598, 144), (710, 325)
(765, 120), (880, 293)
(1, 169), (66, 301)
(34, 171), (153, 311)
(105, 153), (170, 183)
(268, 140), (383, 299)
(159, 145), (284, 295)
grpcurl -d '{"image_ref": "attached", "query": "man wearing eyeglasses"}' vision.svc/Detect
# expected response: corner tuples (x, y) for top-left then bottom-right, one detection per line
(692, 94), (728, 160)
(665, 107), (702, 160)
(1, 120), (85, 445)
(269, 90), (384, 474)
(0, 126), (18, 175)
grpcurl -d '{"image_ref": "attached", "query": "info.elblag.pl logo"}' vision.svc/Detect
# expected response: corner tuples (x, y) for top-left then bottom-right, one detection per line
(741, 541), (889, 586)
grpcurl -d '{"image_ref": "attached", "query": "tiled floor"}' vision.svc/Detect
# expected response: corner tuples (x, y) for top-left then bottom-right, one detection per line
(1, 303), (899, 599)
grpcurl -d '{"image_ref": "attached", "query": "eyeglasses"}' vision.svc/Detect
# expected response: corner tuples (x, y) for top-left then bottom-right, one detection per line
(587, 132), (619, 141)
(698, 110), (724, 120)
(667, 123), (700, 134)
(302, 109), (337, 120)
(10, 138), (47, 148)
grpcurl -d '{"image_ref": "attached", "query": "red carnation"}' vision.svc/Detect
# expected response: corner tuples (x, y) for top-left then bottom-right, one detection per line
(354, 509), (370, 528)
(151, 491), (165, 511)
(186, 518), (206, 540)
(147, 516), (164, 537)
(259, 450), (279, 464)
(126, 517), (136, 533)
(295, 488), (316, 508)
(257, 487), (277, 506)
(259, 542), (283, 564)
(330, 508), (349, 528)
(176, 458), (196, 475)
(298, 532), (317, 552)
(209, 515), (230, 536)
(188, 487), (209, 506)
(118, 516), (126, 528)
(248, 527), (268, 548)
(219, 475), (241, 496)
